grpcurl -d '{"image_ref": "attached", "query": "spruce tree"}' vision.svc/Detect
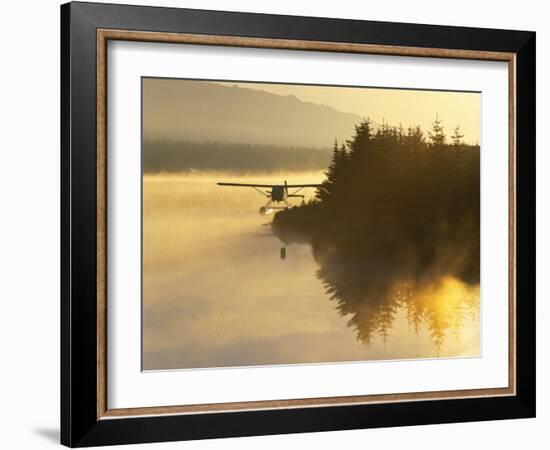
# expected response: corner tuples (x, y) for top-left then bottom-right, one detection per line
(451, 126), (464, 146)
(346, 118), (372, 155)
(428, 114), (446, 146)
(317, 139), (343, 202)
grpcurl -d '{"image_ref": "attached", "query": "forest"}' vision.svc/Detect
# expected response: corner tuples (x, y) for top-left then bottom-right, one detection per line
(272, 118), (480, 349)
(143, 140), (331, 173)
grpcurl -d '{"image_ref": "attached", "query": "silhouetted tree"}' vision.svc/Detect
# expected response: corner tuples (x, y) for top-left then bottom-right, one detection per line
(316, 139), (349, 202)
(405, 126), (425, 150)
(428, 114), (446, 146)
(451, 126), (465, 146)
(346, 119), (373, 157)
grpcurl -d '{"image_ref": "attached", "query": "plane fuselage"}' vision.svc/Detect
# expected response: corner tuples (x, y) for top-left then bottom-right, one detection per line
(271, 186), (286, 202)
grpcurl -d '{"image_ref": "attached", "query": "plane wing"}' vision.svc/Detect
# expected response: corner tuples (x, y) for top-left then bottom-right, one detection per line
(217, 182), (322, 188)
(217, 182), (277, 188)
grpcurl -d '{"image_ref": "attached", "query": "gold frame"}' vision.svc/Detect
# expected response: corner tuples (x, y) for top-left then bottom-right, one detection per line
(96, 29), (516, 420)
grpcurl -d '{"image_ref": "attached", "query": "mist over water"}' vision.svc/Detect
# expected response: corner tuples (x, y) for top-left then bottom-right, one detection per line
(142, 171), (480, 370)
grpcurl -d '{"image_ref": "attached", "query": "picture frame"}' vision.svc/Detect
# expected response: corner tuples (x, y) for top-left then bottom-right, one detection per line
(60, 1), (535, 447)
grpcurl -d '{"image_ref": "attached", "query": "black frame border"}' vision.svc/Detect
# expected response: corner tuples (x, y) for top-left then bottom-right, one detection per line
(61, 2), (535, 447)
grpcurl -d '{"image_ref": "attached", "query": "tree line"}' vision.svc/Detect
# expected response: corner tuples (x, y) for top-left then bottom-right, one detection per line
(143, 141), (331, 173)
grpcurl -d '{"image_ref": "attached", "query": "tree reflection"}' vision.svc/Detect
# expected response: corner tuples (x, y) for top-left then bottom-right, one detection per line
(313, 244), (479, 352)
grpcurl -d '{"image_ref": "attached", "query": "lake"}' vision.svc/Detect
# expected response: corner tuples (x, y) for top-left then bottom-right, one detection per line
(142, 171), (480, 370)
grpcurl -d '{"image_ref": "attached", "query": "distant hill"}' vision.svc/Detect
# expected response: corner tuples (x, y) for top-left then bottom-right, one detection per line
(143, 79), (363, 148)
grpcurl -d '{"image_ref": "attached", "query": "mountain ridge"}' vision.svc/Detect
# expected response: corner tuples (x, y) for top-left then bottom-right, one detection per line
(143, 79), (364, 148)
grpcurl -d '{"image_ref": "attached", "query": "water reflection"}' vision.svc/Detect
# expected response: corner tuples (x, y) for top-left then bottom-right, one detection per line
(309, 237), (480, 354)
(320, 269), (478, 354)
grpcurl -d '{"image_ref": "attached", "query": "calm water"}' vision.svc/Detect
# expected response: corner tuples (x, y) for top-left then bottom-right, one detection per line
(142, 172), (480, 370)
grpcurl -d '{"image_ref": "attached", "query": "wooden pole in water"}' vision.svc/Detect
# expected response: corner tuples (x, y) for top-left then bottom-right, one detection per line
(280, 247), (286, 260)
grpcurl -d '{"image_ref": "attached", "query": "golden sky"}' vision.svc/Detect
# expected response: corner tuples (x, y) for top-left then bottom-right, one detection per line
(218, 81), (480, 145)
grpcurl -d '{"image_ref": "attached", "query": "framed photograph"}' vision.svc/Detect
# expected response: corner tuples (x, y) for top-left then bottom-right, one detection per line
(61, 1), (536, 447)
